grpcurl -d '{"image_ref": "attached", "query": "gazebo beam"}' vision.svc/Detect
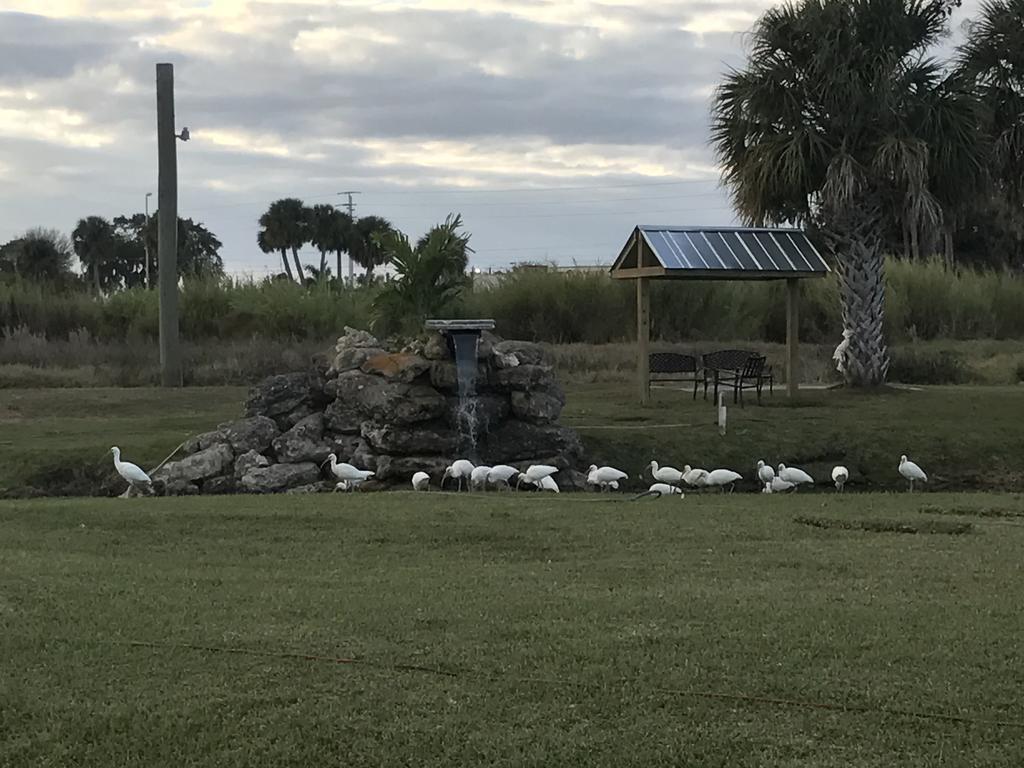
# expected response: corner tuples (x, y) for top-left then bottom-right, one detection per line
(637, 275), (650, 405)
(786, 278), (799, 397)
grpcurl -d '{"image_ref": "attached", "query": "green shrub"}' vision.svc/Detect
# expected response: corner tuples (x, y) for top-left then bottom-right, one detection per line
(888, 346), (969, 384)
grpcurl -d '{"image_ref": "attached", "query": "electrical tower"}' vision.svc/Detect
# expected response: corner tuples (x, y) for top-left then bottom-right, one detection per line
(337, 190), (361, 283)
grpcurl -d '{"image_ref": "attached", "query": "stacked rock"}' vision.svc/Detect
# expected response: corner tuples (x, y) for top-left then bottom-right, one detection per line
(152, 327), (585, 494)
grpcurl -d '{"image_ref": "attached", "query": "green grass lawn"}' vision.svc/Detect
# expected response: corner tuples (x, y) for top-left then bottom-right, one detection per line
(2, 383), (1024, 494)
(2, 492), (1023, 766)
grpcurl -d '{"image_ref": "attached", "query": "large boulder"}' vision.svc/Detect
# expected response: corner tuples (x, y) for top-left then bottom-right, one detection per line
(272, 413), (331, 464)
(154, 443), (234, 484)
(361, 353), (431, 383)
(325, 432), (365, 461)
(510, 387), (565, 424)
(240, 462), (321, 493)
(493, 340), (551, 367)
(373, 455), (450, 483)
(245, 372), (322, 430)
(361, 422), (459, 455)
(481, 422), (583, 466)
(221, 416), (280, 453)
(234, 449), (270, 480)
(161, 478), (199, 496)
(330, 326), (388, 373)
(182, 429), (228, 455)
(492, 364), (556, 392)
(422, 332), (450, 361)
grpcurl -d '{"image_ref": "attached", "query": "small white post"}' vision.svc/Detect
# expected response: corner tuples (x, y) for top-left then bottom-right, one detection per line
(718, 392), (727, 436)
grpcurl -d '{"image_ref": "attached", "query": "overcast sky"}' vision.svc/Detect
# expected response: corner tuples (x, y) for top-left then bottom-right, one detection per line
(0, 0), (981, 276)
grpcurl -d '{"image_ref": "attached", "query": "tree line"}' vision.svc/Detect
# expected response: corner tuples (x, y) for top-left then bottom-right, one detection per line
(0, 214), (223, 293)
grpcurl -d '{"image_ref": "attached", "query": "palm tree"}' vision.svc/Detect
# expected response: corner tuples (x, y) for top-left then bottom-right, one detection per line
(372, 214), (472, 335)
(258, 229), (292, 281)
(957, 0), (1024, 205)
(307, 204), (352, 281)
(710, 0), (982, 387)
(258, 198), (308, 282)
(349, 215), (394, 280)
(72, 216), (116, 295)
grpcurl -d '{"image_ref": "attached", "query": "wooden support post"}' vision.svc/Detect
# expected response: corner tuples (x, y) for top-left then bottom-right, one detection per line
(156, 63), (182, 387)
(637, 276), (650, 405)
(786, 278), (799, 398)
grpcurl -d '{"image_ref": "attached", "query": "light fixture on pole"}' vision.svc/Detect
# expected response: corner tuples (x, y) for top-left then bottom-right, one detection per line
(144, 192), (153, 290)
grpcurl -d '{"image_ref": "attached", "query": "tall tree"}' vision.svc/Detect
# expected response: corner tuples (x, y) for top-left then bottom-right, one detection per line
(72, 216), (116, 295)
(372, 215), (472, 335)
(349, 215), (394, 280)
(0, 228), (74, 283)
(710, 0), (981, 387)
(258, 229), (293, 281)
(307, 204), (352, 281)
(258, 198), (308, 282)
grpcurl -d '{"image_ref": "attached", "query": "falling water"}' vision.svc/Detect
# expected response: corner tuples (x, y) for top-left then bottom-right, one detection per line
(450, 331), (480, 458)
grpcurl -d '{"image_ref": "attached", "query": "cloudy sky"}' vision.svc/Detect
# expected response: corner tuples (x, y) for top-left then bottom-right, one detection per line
(0, 0), (981, 276)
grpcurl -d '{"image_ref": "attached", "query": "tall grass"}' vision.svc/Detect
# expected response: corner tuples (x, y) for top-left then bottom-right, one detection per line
(1, 258), (1022, 345)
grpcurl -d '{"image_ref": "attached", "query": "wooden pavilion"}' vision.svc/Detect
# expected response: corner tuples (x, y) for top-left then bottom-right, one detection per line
(609, 225), (831, 403)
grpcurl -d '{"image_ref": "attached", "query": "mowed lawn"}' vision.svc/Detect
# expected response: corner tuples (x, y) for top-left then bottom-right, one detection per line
(2, 492), (1023, 766)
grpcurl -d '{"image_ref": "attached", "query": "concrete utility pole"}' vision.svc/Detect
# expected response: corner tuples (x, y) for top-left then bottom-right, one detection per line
(156, 63), (182, 387)
(337, 190), (360, 283)
(144, 192), (152, 290)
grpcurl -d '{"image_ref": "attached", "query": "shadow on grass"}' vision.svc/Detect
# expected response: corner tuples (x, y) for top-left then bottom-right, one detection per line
(794, 515), (973, 535)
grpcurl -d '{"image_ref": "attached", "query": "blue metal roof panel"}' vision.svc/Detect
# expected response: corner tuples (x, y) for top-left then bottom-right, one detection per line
(634, 225), (829, 274)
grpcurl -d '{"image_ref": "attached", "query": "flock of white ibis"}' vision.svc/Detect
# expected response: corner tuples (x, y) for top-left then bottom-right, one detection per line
(108, 445), (930, 498)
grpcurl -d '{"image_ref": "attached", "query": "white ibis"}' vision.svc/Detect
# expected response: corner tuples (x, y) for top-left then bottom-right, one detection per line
(442, 459), (475, 491)
(411, 471), (430, 491)
(704, 469), (742, 492)
(323, 454), (375, 490)
(770, 476), (796, 493)
(587, 464), (627, 491)
(682, 465), (709, 487)
(756, 460), (775, 490)
(539, 475), (560, 493)
(470, 465), (492, 491)
(110, 446), (153, 497)
(516, 464), (558, 490)
(831, 466), (849, 493)
(899, 455), (927, 492)
(648, 483), (683, 497)
(647, 461), (683, 484)
(487, 465), (520, 490)
(777, 463), (814, 489)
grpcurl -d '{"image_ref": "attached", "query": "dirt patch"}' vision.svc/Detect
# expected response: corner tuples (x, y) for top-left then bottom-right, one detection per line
(919, 504), (1024, 519)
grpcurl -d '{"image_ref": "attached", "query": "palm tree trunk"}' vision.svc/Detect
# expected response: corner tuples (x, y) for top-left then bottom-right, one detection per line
(823, 200), (890, 387)
(291, 248), (306, 283)
(319, 249), (327, 276)
(336, 250), (342, 283)
(279, 249), (294, 281)
(92, 261), (101, 295)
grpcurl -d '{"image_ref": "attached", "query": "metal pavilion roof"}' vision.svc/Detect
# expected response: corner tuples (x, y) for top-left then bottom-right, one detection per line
(610, 225), (831, 280)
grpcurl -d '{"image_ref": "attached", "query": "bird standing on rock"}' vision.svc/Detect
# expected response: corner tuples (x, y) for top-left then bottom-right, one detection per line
(110, 446), (153, 497)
